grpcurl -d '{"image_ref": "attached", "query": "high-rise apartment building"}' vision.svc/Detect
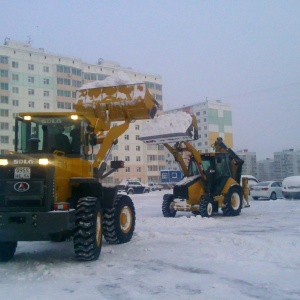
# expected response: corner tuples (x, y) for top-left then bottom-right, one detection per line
(164, 100), (233, 170)
(0, 39), (163, 184)
(236, 150), (257, 177)
(257, 158), (275, 181)
(274, 149), (300, 180)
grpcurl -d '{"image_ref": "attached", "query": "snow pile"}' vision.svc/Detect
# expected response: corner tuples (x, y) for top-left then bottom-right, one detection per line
(140, 112), (195, 144)
(79, 71), (139, 90)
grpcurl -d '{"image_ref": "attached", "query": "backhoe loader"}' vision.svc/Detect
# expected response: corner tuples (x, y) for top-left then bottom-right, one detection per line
(140, 112), (249, 218)
(0, 78), (158, 261)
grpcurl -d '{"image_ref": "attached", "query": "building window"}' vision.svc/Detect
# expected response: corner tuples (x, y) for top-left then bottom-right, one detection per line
(125, 156), (130, 161)
(135, 135), (140, 140)
(28, 101), (35, 108)
(203, 110), (206, 114)
(125, 167), (130, 173)
(196, 112), (200, 116)
(28, 76), (35, 83)
(0, 109), (9, 117)
(136, 156), (141, 162)
(0, 136), (9, 143)
(44, 78), (50, 84)
(43, 66), (49, 72)
(135, 124), (140, 130)
(158, 145), (164, 150)
(113, 156), (118, 161)
(204, 118), (207, 122)
(0, 83), (9, 90)
(125, 145), (130, 151)
(44, 91), (50, 97)
(12, 87), (19, 93)
(12, 74), (19, 81)
(44, 103), (50, 109)
(12, 61), (19, 68)
(0, 123), (9, 130)
(136, 146), (140, 151)
(0, 70), (8, 77)
(124, 134), (129, 140)
(0, 56), (8, 64)
(28, 64), (34, 70)
(1, 96), (9, 104)
(136, 167), (141, 172)
(12, 99), (19, 106)
(28, 89), (34, 95)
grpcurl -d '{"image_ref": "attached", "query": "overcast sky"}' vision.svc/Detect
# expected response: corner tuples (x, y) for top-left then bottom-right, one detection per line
(1, 0), (300, 160)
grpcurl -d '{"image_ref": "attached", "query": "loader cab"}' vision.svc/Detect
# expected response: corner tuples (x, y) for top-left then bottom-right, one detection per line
(15, 114), (88, 156)
(201, 153), (232, 195)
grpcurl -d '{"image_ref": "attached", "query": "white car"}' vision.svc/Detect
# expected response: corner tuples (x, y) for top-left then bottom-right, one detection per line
(282, 176), (300, 199)
(250, 181), (283, 200)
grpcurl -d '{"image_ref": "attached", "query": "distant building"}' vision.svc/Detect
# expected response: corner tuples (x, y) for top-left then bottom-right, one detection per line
(0, 38), (163, 184)
(257, 158), (275, 181)
(164, 100), (233, 171)
(274, 149), (300, 180)
(236, 150), (257, 177)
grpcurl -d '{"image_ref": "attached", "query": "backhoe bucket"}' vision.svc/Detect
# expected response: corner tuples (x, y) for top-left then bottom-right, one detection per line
(139, 112), (198, 145)
(75, 83), (158, 122)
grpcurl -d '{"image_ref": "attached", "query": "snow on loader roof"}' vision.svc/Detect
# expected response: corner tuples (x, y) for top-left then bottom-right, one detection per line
(139, 112), (198, 145)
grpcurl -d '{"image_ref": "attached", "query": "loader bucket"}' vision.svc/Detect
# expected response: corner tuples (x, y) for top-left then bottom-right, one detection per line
(75, 83), (158, 122)
(139, 112), (198, 145)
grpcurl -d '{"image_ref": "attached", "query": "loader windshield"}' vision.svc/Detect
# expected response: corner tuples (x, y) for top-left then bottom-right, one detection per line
(15, 116), (84, 155)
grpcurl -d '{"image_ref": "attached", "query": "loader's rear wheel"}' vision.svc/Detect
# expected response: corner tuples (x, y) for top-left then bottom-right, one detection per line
(162, 194), (176, 218)
(0, 241), (17, 262)
(222, 186), (243, 216)
(199, 195), (214, 218)
(74, 197), (103, 261)
(103, 195), (135, 244)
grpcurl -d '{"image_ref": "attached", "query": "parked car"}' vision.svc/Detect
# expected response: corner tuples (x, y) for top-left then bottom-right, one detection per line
(118, 179), (150, 195)
(240, 175), (259, 194)
(148, 182), (163, 191)
(282, 176), (300, 199)
(250, 181), (282, 200)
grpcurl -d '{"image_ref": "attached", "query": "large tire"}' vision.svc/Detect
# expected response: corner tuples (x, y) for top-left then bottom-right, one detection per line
(162, 194), (176, 218)
(0, 242), (17, 262)
(73, 197), (103, 261)
(199, 195), (214, 218)
(270, 192), (277, 200)
(222, 186), (243, 216)
(103, 195), (135, 244)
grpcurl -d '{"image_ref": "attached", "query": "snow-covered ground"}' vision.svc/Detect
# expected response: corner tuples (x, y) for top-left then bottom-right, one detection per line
(1, 192), (300, 300)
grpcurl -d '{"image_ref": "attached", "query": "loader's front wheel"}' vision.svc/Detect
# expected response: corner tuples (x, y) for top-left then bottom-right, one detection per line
(222, 186), (243, 216)
(162, 194), (176, 217)
(103, 195), (135, 244)
(0, 241), (17, 262)
(74, 197), (103, 261)
(199, 195), (214, 218)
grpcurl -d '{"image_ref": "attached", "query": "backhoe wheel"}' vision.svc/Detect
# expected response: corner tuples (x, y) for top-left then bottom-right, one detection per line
(103, 195), (136, 244)
(0, 242), (17, 262)
(73, 197), (103, 261)
(162, 194), (176, 218)
(222, 186), (243, 216)
(199, 195), (214, 218)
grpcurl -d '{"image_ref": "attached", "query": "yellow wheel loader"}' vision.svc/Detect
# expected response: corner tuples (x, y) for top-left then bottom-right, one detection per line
(0, 80), (158, 262)
(140, 112), (249, 218)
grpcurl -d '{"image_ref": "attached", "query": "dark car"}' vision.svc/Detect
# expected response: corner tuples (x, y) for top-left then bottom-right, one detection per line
(118, 179), (150, 195)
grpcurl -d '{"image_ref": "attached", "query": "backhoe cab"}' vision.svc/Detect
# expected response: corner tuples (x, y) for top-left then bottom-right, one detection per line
(140, 112), (249, 218)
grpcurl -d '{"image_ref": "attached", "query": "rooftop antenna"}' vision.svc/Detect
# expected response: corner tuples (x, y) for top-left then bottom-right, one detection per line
(27, 35), (32, 45)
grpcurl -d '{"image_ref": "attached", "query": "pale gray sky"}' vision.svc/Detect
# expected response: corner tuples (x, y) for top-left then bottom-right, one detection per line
(1, 0), (300, 159)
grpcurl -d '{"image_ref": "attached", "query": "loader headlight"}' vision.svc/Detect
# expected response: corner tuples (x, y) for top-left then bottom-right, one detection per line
(0, 159), (8, 166)
(71, 115), (79, 120)
(39, 158), (49, 165)
(24, 116), (32, 121)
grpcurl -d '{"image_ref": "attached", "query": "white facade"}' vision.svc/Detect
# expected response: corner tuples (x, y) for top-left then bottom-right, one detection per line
(274, 149), (300, 180)
(236, 150), (257, 177)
